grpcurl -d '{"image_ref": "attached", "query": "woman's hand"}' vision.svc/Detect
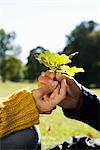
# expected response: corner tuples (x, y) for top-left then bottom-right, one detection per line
(32, 78), (67, 114)
(38, 70), (82, 110)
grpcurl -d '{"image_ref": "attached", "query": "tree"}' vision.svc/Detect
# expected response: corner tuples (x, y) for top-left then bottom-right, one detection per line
(0, 56), (23, 82)
(62, 21), (100, 87)
(0, 29), (22, 82)
(26, 46), (48, 81)
(0, 29), (21, 57)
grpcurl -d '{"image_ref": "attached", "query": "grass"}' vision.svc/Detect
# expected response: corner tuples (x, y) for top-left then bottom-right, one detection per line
(0, 81), (100, 149)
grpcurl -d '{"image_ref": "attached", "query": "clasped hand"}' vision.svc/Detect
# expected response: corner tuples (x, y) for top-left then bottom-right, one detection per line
(32, 71), (82, 114)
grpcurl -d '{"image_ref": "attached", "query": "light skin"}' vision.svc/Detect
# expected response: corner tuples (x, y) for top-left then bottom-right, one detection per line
(37, 70), (83, 111)
(32, 77), (68, 114)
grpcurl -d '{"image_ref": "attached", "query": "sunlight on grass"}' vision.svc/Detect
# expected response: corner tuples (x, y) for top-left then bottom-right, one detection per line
(0, 81), (100, 149)
(40, 107), (100, 148)
(0, 81), (38, 97)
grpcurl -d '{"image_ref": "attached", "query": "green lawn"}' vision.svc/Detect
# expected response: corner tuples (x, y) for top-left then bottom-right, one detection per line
(0, 81), (100, 149)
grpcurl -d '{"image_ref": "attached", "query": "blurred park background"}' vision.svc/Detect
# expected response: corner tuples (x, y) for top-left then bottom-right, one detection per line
(0, 0), (100, 149)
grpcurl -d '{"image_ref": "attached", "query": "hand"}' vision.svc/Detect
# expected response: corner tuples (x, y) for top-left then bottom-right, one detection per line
(32, 78), (67, 113)
(55, 73), (82, 109)
(38, 70), (82, 109)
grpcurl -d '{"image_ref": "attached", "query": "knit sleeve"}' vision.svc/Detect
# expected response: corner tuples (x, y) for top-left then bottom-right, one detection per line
(0, 90), (39, 137)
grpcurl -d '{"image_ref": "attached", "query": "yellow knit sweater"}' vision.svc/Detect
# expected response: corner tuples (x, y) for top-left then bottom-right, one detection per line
(0, 90), (39, 137)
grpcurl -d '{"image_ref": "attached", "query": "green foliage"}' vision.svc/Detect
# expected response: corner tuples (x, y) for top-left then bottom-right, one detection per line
(26, 46), (48, 81)
(0, 29), (15, 57)
(35, 51), (84, 76)
(0, 29), (21, 58)
(0, 29), (22, 82)
(62, 21), (100, 87)
(0, 56), (23, 82)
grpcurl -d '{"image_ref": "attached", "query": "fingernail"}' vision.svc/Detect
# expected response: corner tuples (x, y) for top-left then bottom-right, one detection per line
(41, 72), (45, 76)
(63, 79), (66, 84)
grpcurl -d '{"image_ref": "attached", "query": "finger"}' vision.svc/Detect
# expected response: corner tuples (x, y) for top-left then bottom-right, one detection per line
(59, 79), (68, 97)
(56, 73), (66, 82)
(38, 76), (58, 90)
(50, 79), (67, 106)
(43, 94), (50, 101)
(45, 70), (56, 79)
(39, 110), (52, 114)
(64, 75), (75, 85)
(50, 84), (60, 99)
(39, 70), (55, 78)
(43, 84), (60, 101)
(32, 85), (50, 101)
(38, 76), (53, 84)
(38, 82), (45, 88)
(41, 106), (56, 114)
(56, 73), (75, 86)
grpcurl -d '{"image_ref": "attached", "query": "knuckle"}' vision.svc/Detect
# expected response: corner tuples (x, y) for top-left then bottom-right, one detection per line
(51, 82), (57, 88)
(33, 89), (41, 99)
(67, 76), (74, 84)
(45, 70), (50, 74)
(38, 75), (42, 81)
(61, 92), (66, 99)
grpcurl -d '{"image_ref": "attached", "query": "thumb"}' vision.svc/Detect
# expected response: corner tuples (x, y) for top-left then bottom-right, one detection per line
(32, 85), (50, 101)
(38, 76), (58, 91)
(60, 79), (68, 96)
(49, 79), (67, 107)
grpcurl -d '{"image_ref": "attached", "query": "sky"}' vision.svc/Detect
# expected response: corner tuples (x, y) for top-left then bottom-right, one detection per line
(0, 0), (100, 63)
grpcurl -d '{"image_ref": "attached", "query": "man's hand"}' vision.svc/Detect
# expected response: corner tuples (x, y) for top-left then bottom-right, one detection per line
(38, 70), (82, 109)
(32, 78), (67, 113)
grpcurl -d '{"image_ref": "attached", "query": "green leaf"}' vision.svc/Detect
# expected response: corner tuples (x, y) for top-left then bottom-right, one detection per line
(34, 50), (84, 77)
